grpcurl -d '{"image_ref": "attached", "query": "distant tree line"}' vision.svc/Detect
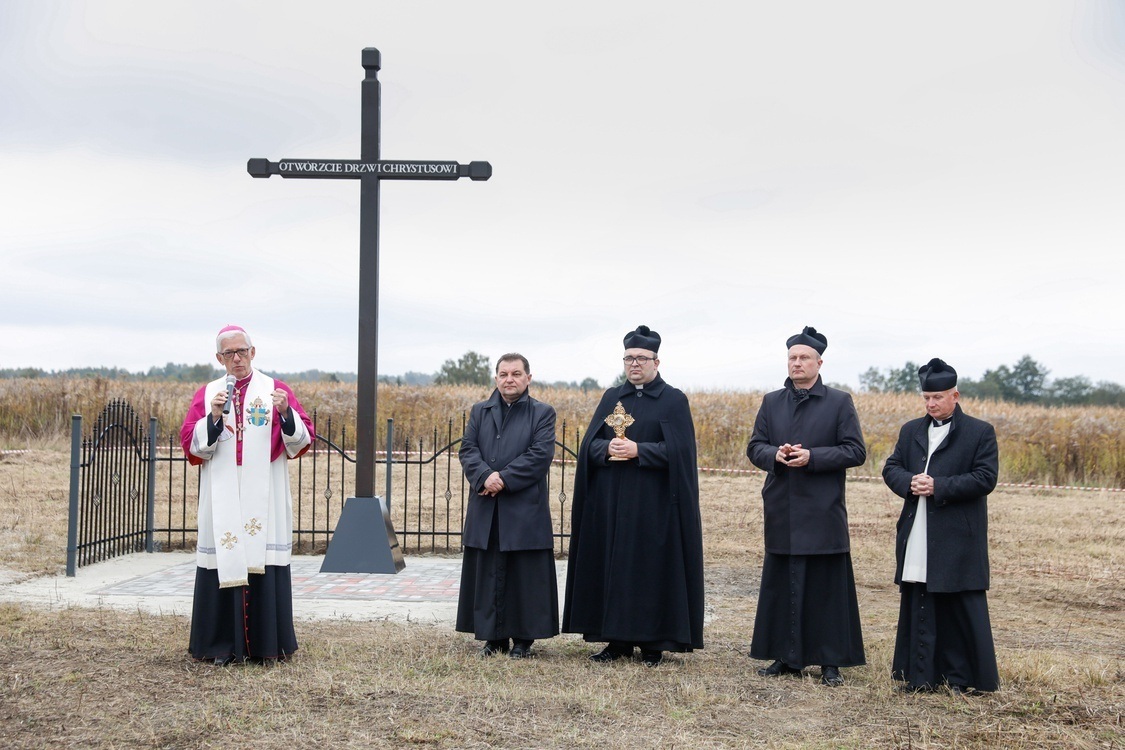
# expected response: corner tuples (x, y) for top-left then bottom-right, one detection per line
(7, 352), (1120, 406)
(423, 351), (601, 391)
(0, 350), (603, 391)
(378, 371), (436, 386)
(860, 355), (1125, 406)
(0, 363), (356, 384)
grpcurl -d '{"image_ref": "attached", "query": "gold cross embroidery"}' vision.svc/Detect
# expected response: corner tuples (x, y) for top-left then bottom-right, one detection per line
(244, 518), (262, 536)
(220, 531), (238, 550)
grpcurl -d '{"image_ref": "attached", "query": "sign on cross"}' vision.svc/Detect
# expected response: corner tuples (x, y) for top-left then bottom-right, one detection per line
(248, 159), (491, 180)
(247, 47), (491, 574)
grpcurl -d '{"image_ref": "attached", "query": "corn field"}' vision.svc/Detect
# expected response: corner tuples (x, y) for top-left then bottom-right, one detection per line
(1, 378), (1121, 488)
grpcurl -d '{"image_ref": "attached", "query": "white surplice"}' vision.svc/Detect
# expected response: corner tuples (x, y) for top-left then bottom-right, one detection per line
(187, 371), (310, 587)
(901, 420), (951, 584)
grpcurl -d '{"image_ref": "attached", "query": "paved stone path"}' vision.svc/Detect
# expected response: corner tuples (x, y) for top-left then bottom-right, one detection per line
(95, 558), (465, 602)
(0, 553), (569, 625)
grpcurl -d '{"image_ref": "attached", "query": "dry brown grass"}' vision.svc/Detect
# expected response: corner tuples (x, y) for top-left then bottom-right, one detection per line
(1, 444), (1123, 748)
(2, 379), (1123, 486)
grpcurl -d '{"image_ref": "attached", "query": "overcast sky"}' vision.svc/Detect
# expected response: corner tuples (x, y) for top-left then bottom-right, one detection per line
(2, 1), (1123, 390)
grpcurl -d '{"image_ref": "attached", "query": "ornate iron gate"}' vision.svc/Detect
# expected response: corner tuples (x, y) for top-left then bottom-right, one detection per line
(66, 400), (156, 574)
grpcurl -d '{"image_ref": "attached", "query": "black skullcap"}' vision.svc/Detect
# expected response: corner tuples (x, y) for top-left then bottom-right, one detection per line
(623, 325), (660, 353)
(785, 326), (827, 355)
(918, 358), (958, 391)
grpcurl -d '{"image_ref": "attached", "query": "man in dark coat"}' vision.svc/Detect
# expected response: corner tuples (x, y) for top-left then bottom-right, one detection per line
(746, 326), (867, 686)
(562, 325), (705, 667)
(456, 353), (559, 658)
(883, 358), (1000, 693)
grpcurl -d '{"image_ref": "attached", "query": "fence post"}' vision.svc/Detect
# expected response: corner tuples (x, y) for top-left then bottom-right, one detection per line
(385, 418), (394, 512)
(146, 417), (158, 553)
(66, 415), (81, 577)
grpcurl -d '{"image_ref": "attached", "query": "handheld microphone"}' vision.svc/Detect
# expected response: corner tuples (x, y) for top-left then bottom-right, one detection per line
(222, 375), (236, 415)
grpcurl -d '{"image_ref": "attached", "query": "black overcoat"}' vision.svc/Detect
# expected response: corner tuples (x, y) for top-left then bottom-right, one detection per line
(882, 404), (998, 592)
(747, 377), (867, 555)
(459, 389), (556, 552)
(562, 375), (705, 650)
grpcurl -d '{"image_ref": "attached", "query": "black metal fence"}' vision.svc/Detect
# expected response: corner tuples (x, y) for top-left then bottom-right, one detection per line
(67, 399), (581, 575)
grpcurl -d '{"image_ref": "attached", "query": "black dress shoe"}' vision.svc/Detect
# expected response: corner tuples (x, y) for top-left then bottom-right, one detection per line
(213, 655), (236, 666)
(590, 644), (632, 663)
(820, 666), (844, 687)
(641, 650), (663, 667)
(479, 639), (510, 657)
(947, 683), (977, 695)
(757, 660), (800, 677)
(895, 682), (931, 694)
(509, 639), (534, 659)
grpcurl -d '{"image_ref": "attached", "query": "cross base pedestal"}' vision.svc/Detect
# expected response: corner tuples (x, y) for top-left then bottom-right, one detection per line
(319, 496), (405, 574)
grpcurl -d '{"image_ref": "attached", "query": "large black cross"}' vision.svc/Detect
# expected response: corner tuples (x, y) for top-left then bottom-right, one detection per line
(248, 48), (490, 575)
(247, 47), (490, 502)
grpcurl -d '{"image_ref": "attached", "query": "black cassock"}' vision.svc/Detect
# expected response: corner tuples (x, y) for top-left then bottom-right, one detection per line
(456, 515), (560, 642)
(883, 405), (1000, 691)
(562, 375), (705, 652)
(189, 566), (297, 663)
(746, 377), (867, 669)
(892, 585), (998, 691)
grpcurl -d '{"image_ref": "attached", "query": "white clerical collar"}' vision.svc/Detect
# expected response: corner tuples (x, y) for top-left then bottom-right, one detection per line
(634, 383), (644, 390)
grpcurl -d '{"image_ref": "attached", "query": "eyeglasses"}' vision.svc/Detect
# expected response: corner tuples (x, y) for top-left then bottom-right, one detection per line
(622, 356), (655, 365)
(219, 348), (251, 361)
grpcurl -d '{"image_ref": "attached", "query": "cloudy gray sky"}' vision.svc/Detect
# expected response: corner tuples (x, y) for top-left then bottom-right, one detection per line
(2, 0), (1123, 390)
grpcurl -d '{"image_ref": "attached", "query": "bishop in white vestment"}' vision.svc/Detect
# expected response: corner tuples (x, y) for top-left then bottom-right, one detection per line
(179, 325), (314, 664)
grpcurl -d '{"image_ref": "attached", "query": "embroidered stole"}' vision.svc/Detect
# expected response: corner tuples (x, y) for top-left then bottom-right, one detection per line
(204, 372), (275, 588)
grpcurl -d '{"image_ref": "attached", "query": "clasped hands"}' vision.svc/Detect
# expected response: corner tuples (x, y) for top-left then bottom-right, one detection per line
(479, 471), (505, 496)
(775, 443), (810, 468)
(909, 473), (935, 497)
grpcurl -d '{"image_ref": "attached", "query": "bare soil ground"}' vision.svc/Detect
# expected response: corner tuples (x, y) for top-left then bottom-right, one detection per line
(0, 450), (1122, 748)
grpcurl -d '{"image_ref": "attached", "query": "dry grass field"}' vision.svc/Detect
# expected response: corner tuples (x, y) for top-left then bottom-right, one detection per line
(2, 379), (1123, 487)
(1, 436), (1122, 748)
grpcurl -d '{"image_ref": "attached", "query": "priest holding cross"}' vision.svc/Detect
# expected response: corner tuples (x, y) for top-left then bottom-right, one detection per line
(563, 325), (705, 667)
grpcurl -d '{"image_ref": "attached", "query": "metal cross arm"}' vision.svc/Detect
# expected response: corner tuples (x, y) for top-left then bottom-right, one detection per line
(246, 158), (492, 181)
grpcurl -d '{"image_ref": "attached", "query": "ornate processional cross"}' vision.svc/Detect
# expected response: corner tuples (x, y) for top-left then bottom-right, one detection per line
(604, 402), (635, 461)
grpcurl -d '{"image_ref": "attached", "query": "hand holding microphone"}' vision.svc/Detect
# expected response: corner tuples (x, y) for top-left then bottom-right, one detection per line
(222, 375), (236, 415)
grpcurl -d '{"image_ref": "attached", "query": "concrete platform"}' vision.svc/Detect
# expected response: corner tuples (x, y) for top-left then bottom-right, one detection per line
(0, 552), (569, 626)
